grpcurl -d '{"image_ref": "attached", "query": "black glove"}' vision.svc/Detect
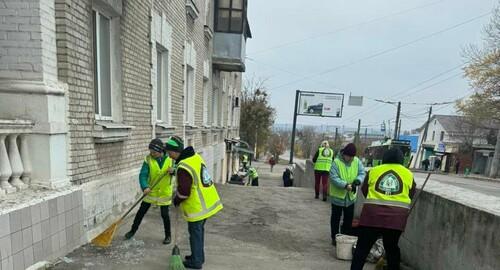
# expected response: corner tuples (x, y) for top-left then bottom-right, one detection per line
(353, 180), (361, 186)
(173, 196), (181, 207)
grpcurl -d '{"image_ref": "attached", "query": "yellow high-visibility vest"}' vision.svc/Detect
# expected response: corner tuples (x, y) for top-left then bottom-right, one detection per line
(143, 155), (173, 206)
(365, 164), (414, 209)
(177, 154), (223, 222)
(314, 147), (334, 171)
(329, 157), (359, 201)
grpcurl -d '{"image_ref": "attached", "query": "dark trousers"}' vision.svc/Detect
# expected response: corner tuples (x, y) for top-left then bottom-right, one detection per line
(251, 177), (259, 186)
(331, 204), (354, 239)
(130, 202), (171, 238)
(188, 219), (207, 267)
(351, 226), (402, 270)
(314, 172), (329, 198)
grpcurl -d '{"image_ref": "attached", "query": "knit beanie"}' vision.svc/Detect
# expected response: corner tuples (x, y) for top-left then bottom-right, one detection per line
(149, 138), (164, 153)
(342, 143), (357, 157)
(164, 136), (184, 152)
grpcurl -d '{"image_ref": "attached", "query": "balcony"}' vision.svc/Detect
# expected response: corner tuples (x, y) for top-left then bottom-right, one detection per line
(212, 0), (251, 72)
(213, 31), (248, 72)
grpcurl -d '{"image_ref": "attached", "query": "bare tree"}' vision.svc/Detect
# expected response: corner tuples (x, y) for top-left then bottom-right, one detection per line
(459, 7), (500, 177)
(240, 76), (276, 159)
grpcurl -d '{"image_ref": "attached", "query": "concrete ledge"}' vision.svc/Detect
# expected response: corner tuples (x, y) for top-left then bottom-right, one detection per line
(401, 181), (500, 270)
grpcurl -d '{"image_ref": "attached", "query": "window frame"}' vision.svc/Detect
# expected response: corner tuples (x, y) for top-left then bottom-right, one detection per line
(156, 46), (170, 124)
(93, 9), (113, 121)
(184, 65), (195, 125)
(214, 0), (246, 34)
(440, 131), (445, 142)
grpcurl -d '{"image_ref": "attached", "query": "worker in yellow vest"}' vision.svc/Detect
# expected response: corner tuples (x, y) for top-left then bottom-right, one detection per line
(125, 138), (175, 245)
(351, 148), (416, 270)
(245, 167), (259, 186)
(329, 143), (365, 246)
(241, 154), (249, 170)
(165, 136), (223, 270)
(312, 140), (334, 201)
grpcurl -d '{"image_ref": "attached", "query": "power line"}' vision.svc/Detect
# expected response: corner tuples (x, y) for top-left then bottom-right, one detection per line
(247, 0), (445, 56)
(266, 12), (490, 91)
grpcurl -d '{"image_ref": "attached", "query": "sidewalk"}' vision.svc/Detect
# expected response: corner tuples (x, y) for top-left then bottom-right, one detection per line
(412, 169), (500, 183)
(51, 170), (353, 270)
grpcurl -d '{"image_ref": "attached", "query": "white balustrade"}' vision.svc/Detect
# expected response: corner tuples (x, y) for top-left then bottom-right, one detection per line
(0, 120), (34, 194)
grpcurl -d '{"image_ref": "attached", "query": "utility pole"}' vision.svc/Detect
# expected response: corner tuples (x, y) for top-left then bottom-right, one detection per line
(413, 106), (432, 168)
(364, 128), (368, 143)
(334, 127), (338, 147)
(398, 119), (402, 139)
(355, 119), (361, 144)
(289, 90), (300, 164)
(394, 101), (401, 139)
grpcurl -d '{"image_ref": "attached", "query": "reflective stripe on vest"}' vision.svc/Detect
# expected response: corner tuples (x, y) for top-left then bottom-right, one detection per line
(314, 147), (334, 171)
(329, 157), (359, 201)
(366, 164), (413, 209)
(143, 155), (173, 206)
(144, 195), (172, 204)
(177, 154), (223, 222)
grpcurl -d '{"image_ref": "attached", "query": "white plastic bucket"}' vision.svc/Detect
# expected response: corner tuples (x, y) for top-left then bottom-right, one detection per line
(335, 234), (358, 260)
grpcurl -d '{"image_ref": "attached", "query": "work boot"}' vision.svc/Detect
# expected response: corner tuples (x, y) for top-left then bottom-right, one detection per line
(183, 261), (202, 269)
(315, 194), (319, 199)
(322, 197), (327, 202)
(124, 230), (135, 240)
(163, 236), (171, 245)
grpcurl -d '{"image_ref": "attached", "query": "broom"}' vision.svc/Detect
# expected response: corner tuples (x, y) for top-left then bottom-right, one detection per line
(168, 207), (185, 270)
(91, 170), (168, 247)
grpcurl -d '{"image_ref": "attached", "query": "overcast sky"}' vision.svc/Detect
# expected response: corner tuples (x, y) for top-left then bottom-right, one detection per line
(244, 0), (498, 133)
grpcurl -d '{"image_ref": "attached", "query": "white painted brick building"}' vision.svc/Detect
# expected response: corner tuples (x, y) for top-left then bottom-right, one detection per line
(0, 0), (250, 268)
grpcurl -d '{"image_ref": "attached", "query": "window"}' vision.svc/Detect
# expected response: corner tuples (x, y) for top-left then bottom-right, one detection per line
(212, 86), (219, 126)
(203, 79), (210, 126)
(431, 131), (435, 141)
(156, 48), (170, 123)
(185, 65), (195, 124)
(215, 0), (245, 33)
(93, 10), (112, 119)
(440, 131), (445, 141)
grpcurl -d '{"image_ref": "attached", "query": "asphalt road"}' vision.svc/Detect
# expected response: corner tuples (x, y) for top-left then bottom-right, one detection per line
(413, 172), (500, 198)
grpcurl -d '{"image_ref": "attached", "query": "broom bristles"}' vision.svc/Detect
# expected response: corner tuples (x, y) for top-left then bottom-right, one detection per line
(168, 255), (185, 270)
(168, 245), (185, 270)
(91, 222), (119, 247)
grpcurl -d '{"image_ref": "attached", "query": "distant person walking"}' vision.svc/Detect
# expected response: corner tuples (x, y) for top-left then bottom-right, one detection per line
(351, 148), (416, 270)
(269, 156), (276, 172)
(434, 157), (441, 171)
(455, 158), (461, 174)
(312, 141), (334, 201)
(329, 143), (365, 245)
(422, 158), (430, 171)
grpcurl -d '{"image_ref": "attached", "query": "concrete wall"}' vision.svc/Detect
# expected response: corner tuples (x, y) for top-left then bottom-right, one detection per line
(400, 181), (500, 270)
(292, 160), (315, 189)
(0, 189), (84, 270)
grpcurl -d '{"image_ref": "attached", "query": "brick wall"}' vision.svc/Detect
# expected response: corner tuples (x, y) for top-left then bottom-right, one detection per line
(0, 0), (58, 82)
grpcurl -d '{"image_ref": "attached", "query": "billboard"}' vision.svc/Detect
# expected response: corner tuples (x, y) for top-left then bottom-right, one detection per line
(297, 91), (344, 117)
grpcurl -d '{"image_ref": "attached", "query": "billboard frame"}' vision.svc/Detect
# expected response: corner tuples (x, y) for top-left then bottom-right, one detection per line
(296, 90), (345, 118)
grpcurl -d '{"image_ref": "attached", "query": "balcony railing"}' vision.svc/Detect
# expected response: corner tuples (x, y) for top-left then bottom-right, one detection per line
(0, 119), (34, 196)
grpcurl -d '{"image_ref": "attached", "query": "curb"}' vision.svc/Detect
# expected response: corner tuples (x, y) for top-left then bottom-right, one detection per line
(26, 261), (53, 270)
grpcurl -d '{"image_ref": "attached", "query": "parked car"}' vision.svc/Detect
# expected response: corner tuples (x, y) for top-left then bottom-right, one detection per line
(306, 103), (323, 114)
